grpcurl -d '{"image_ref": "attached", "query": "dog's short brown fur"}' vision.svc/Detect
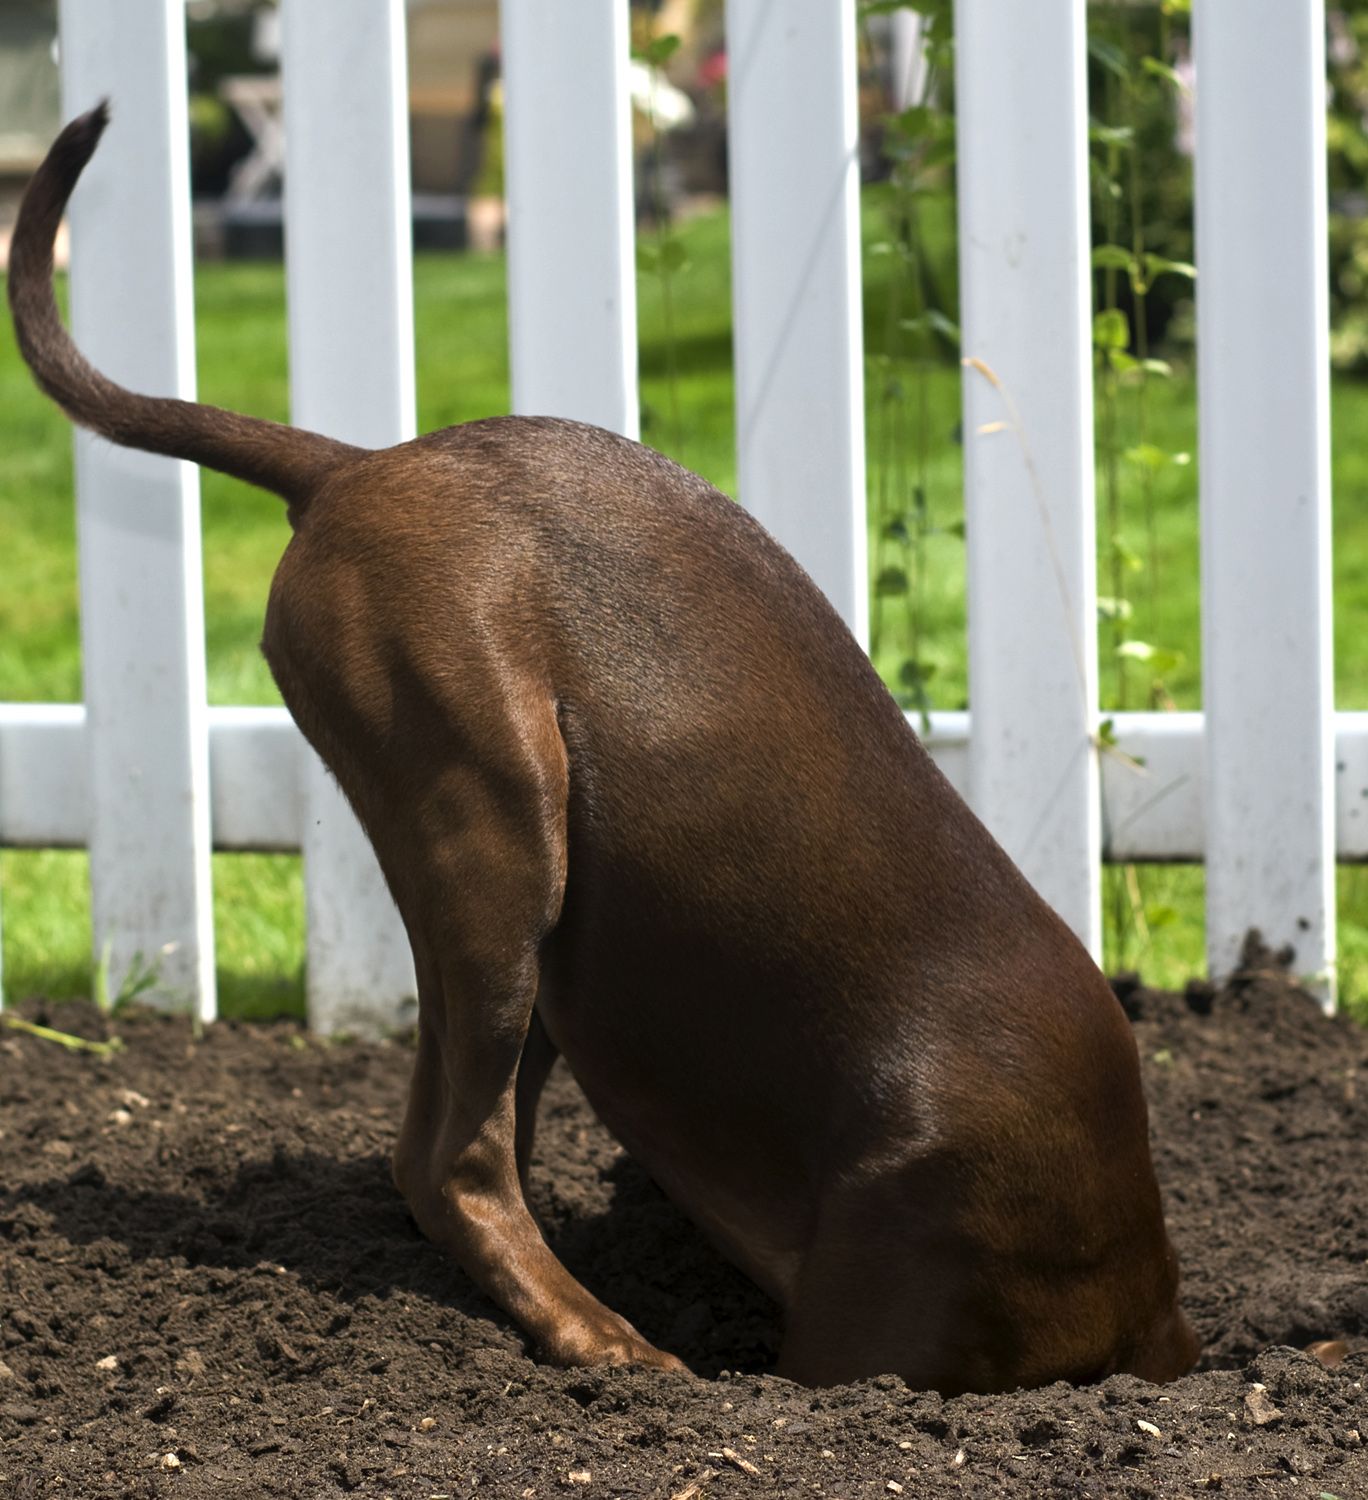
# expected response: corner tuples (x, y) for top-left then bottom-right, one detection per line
(10, 107), (1199, 1393)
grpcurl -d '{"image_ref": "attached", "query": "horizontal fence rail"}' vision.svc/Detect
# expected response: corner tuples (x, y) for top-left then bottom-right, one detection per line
(0, 0), (1347, 1025)
(9, 706), (1368, 864)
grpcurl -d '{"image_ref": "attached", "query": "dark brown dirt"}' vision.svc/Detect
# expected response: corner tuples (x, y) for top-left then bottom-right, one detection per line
(1, 953), (1365, 1498)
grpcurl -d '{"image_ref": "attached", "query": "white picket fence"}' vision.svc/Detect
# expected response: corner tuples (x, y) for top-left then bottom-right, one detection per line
(0, 0), (1355, 1030)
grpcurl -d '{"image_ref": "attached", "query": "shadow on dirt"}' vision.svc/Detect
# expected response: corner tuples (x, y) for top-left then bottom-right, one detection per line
(6, 1145), (780, 1375)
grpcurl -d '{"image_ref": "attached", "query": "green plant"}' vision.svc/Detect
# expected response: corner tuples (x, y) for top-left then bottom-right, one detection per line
(1326, 2), (1368, 369)
(93, 939), (162, 1017)
(0, 1011), (123, 1056)
(1088, 2), (1197, 971)
(861, 1), (963, 724)
(633, 30), (689, 457)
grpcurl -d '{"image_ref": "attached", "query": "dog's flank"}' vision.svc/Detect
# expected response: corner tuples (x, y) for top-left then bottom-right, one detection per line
(10, 109), (1199, 1394)
(5, 101), (358, 511)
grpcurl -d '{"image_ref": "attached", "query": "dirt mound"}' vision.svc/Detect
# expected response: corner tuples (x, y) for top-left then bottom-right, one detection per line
(1, 958), (1365, 1497)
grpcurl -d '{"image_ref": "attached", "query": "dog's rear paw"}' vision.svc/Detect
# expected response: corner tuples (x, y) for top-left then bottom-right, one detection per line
(540, 1312), (690, 1375)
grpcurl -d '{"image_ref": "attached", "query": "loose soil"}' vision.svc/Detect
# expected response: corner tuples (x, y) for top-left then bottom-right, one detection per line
(1, 950), (1365, 1498)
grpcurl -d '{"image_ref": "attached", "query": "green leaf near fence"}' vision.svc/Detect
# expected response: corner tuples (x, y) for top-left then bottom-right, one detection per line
(898, 309), (961, 348)
(1092, 244), (1136, 273)
(634, 33), (680, 67)
(1117, 640), (1185, 677)
(1140, 56), (1188, 93)
(1093, 307), (1131, 351)
(1144, 253), (1197, 283)
(1088, 35), (1132, 81)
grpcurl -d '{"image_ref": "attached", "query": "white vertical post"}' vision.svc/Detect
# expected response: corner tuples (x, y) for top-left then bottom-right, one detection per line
(57, 0), (216, 1020)
(726, 0), (868, 645)
(954, 0), (1101, 955)
(503, 0), (638, 437)
(1193, 2), (1335, 1001)
(281, 0), (418, 1033)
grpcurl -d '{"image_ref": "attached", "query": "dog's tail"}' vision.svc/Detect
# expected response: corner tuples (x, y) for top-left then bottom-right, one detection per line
(7, 103), (361, 511)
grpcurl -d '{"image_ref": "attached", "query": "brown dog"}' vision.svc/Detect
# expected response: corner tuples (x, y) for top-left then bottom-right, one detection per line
(10, 107), (1199, 1394)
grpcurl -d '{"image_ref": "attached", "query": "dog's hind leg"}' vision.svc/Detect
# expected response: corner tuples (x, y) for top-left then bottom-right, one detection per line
(263, 555), (680, 1373)
(515, 1008), (560, 1196)
(386, 694), (683, 1374)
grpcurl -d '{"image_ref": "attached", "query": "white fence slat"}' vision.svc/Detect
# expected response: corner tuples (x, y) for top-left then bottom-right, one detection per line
(953, 0), (1101, 955)
(503, 0), (638, 438)
(1193, 2), (1336, 1001)
(281, 0), (417, 1034)
(725, 0), (868, 645)
(52, 0), (216, 1020)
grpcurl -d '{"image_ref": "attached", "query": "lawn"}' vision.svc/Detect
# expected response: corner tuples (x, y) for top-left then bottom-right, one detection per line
(4, 190), (1368, 1019)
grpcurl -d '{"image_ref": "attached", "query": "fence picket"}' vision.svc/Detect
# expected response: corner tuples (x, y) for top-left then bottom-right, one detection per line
(954, 0), (1102, 955)
(1193, 1), (1336, 1001)
(725, 0), (867, 644)
(503, 0), (638, 437)
(280, 0), (418, 1033)
(51, 0), (216, 1020)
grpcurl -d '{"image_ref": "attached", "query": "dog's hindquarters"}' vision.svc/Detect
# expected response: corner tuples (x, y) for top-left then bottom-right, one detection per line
(260, 477), (685, 1372)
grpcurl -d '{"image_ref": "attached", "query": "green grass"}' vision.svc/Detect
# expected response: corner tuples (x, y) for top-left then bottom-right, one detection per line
(3, 193), (1368, 1021)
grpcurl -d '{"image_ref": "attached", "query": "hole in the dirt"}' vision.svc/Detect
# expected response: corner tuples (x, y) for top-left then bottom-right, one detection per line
(533, 1127), (783, 1376)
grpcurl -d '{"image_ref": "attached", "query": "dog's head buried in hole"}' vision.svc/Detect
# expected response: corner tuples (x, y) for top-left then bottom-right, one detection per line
(9, 104), (1199, 1394)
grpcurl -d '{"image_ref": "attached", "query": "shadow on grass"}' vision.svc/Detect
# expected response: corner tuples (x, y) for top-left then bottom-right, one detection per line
(217, 969), (305, 1023)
